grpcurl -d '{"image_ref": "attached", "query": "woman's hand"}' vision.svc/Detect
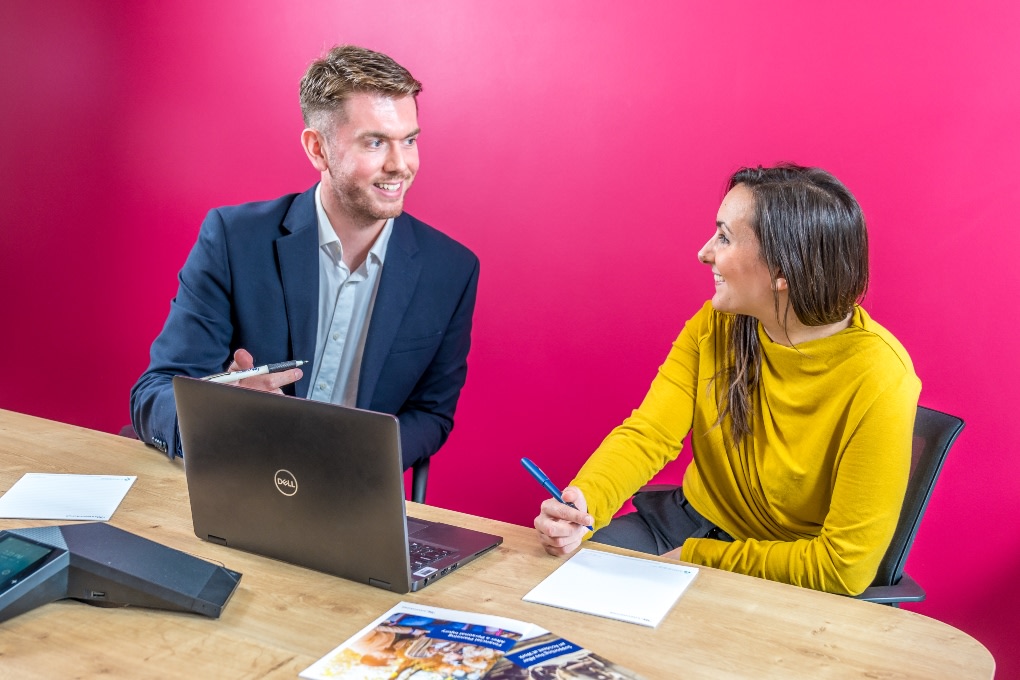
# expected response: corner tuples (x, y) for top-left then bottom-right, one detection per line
(534, 485), (593, 556)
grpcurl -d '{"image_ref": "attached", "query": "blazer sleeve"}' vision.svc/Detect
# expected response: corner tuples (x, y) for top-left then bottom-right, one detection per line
(129, 209), (237, 459)
(393, 256), (479, 471)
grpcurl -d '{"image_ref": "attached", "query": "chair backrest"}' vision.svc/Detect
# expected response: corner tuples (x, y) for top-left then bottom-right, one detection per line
(870, 405), (964, 587)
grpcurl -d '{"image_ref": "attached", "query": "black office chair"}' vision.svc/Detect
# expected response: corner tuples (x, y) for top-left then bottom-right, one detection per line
(409, 457), (430, 505)
(118, 424), (432, 504)
(855, 405), (964, 605)
(633, 405), (963, 606)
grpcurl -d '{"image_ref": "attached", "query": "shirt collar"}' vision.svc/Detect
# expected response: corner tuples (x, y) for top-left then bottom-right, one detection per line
(314, 183), (393, 267)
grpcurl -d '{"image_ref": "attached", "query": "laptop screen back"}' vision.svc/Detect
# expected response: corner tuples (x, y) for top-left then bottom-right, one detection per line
(174, 376), (415, 591)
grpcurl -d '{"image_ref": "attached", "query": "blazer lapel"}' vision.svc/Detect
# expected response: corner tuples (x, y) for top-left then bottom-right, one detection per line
(358, 213), (421, 408)
(276, 188), (319, 398)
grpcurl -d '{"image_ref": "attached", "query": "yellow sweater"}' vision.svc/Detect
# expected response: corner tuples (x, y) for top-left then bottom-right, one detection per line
(572, 301), (920, 595)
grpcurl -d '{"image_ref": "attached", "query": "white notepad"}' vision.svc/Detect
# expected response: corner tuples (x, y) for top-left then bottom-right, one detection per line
(0, 473), (136, 520)
(523, 548), (698, 627)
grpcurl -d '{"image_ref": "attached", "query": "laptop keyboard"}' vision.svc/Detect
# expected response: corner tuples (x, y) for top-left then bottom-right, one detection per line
(409, 541), (452, 570)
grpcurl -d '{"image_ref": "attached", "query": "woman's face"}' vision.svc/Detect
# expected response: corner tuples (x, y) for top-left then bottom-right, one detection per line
(698, 184), (783, 320)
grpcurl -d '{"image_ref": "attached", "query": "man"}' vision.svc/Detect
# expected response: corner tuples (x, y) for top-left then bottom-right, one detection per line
(130, 45), (479, 472)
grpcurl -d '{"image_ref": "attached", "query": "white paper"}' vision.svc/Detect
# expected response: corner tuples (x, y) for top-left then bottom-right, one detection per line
(0, 473), (136, 521)
(523, 548), (698, 627)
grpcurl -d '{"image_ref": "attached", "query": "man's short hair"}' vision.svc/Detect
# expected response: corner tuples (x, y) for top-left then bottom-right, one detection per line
(299, 45), (422, 129)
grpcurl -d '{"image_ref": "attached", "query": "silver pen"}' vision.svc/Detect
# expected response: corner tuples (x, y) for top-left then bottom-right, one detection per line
(204, 360), (308, 384)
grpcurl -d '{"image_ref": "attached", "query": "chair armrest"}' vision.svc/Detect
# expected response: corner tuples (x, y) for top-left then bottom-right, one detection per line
(636, 484), (679, 494)
(855, 573), (926, 605)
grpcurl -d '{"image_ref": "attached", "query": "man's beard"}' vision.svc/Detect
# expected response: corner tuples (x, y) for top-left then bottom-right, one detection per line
(328, 173), (411, 225)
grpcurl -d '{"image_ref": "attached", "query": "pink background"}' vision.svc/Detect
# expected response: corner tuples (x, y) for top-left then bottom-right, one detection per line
(2, 1), (1017, 672)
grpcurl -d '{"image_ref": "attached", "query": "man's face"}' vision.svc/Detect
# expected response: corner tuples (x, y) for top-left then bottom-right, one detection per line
(320, 92), (420, 227)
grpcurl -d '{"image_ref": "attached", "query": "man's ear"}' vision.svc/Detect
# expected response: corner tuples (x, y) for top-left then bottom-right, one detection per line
(301, 128), (329, 172)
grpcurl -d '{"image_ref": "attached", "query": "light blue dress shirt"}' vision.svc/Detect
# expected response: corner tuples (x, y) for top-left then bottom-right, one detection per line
(306, 183), (393, 406)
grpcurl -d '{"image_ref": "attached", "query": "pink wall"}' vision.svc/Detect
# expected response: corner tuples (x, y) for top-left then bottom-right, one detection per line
(2, 1), (1017, 672)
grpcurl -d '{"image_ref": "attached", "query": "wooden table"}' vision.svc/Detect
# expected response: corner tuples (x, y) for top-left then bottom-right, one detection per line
(0, 409), (994, 679)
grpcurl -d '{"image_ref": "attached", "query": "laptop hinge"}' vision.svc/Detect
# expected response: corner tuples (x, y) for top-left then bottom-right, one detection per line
(206, 534), (227, 546)
(368, 578), (393, 590)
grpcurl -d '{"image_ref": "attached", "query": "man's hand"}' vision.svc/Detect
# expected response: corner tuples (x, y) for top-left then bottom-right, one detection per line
(226, 349), (304, 393)
(534, 485), (593, 556)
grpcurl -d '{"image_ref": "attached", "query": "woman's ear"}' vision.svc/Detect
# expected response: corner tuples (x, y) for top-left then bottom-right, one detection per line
(773, 270), (788, 292)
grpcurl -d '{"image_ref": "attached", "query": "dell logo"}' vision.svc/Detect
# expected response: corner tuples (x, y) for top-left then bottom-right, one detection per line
(274, 469), (298, 496)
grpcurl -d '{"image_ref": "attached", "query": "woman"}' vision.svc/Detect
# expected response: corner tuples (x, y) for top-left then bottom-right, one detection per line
(534, 164), (920, 596)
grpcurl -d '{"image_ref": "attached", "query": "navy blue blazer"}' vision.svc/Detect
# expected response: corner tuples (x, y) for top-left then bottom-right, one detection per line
(130, 186), (479, 470)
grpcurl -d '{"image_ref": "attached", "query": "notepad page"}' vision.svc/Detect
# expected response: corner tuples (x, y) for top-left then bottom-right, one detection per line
(0, 473), (136, 521)
(522, 548), (698, 627)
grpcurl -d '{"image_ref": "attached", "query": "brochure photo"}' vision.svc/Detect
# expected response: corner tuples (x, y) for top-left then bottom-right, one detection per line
(300, 602), (537, 680)
(487, 631), (647, 680)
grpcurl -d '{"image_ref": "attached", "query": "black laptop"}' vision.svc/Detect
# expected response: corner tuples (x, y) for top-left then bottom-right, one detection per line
(172, 376), (502, 593)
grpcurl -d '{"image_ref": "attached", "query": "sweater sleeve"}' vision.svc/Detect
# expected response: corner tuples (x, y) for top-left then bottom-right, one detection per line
(570, 307), (706, 530)
(679, 373), (918, 595)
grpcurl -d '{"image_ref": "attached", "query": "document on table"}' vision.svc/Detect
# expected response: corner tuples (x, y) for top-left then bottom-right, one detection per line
(0, 473), (136, 521)
(523, 548), (698, 627)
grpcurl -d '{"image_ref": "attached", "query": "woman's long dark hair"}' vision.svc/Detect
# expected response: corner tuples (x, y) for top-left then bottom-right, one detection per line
(720, 164), (869, 442)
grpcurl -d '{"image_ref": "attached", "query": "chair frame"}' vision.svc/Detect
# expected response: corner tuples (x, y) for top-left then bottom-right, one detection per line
(410, 457), (430, 504)
(855, 405), (964, 605)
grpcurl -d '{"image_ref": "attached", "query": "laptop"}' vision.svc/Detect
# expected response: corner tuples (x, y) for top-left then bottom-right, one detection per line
(172, 376), (502, 593)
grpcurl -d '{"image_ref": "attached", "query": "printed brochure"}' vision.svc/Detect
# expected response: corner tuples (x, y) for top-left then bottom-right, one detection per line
(300, 601), (645, 680)
(487, 630), (647, 679)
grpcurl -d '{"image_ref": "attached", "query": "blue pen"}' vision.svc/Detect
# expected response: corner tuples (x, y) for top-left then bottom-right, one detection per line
(521, 457), (594, 532)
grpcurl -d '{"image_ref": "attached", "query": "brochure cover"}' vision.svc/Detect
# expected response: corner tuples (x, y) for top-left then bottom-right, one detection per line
(488, 631), (647, 680)
(300, 602), (539, 680)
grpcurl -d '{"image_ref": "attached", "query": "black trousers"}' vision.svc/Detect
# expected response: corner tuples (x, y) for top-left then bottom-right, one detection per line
(588, 486), (734, 556)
